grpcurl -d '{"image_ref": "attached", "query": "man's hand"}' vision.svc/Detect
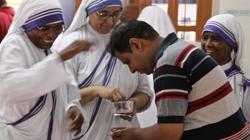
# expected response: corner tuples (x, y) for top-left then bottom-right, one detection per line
(111, 126), (138, 140)
(111, 124), (184, 140)
(59, 40), (93, 61)
(114, 100), (137, 121)
(67, 106), (84, 136)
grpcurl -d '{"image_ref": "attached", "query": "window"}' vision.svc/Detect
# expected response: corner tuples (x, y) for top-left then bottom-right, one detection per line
(177, 1), (197, 27)
(167, 0), (212, 41)
(153, 0), (212, 41)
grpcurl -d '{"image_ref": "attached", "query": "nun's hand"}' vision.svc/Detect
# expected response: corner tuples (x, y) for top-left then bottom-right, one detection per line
(59, 40), (93, 61)
(67, 106), (84, 136)
(96, 86), (126, 102)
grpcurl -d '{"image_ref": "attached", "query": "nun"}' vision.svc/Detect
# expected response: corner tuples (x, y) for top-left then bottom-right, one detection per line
(0, 0), (92, 139)
(52, 0), (153, 140)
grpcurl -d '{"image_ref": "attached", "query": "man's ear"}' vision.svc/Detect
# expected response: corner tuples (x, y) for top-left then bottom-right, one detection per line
(129, 38), (142, 52)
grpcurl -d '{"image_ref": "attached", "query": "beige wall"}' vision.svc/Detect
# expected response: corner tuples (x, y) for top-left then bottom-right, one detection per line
(212, 0), (250, 69)
(6, 0), (22, 11)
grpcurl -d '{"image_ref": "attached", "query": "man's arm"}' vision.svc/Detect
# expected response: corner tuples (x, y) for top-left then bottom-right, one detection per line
(129, 91), (150, 113)
(131, 73), (154, 113)
(111, 123), (184, 140)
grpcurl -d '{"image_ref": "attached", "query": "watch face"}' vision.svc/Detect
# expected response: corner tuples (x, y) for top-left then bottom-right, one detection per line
(113, 100), (134, 114)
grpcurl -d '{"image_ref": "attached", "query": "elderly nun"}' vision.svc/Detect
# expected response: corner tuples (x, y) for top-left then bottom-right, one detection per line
(52, 0), (153, 140)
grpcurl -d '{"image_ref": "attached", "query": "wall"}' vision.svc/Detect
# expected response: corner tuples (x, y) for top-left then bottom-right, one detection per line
(212, 0), (250, 68)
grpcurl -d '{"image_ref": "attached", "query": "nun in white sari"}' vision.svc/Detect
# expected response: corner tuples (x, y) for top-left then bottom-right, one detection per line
(201, 14), (250, 122)
(137, 5), (175, 38)
(52, 0), (153, 140)
(0, 0), (90, 139)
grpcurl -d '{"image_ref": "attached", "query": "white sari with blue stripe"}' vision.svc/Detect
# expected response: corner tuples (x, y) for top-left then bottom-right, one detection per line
(203, 14), (250, 122)
(0, 0), (82, 139)
(52, 0), (153, 139)
(54, 23), (153, 140)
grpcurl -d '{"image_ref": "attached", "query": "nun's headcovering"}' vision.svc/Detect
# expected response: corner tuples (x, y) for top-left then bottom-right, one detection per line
(203, 14), (242, 53)
(86, 0), (122, 16)
(7, 0), (64, 34)
(137, 5), (176, 37)
(203, 14), (245, 71)
(65, 0), (123, 34)
(22, 8), (64, 32)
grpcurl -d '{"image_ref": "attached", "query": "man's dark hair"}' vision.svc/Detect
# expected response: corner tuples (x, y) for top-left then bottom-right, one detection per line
(0, 0), (7, 7)
(107, 20), (159, 56)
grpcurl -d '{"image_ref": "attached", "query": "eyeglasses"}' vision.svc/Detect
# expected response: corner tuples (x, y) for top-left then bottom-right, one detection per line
(95, 10), (122, 20)
(36, 25), (64, 34)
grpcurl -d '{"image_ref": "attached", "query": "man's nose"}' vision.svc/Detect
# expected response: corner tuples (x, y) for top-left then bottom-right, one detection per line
(129, 66), (135, 73)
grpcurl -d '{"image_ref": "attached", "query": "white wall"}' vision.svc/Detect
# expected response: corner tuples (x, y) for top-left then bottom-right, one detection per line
(212, 0), (250, 68)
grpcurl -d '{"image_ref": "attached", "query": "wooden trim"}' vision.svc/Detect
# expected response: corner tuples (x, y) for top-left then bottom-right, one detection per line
(122, 0), (151, 21)
(176, 26), (196, 31)
(168, 0), (212, 41)
(138, 0), (151, 11)
(196, 0), (212, 40)
(168, 0), (179, 30)
(74, 0), (82, 13)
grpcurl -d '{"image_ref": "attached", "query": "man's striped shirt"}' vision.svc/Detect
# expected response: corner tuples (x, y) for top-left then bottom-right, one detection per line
(153, 33), (249, 139)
